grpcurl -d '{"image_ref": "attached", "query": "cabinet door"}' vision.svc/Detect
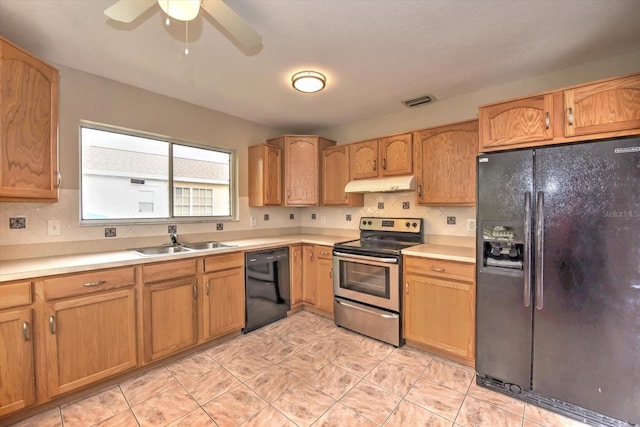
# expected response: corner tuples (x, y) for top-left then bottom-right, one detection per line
(565, 74), (640, 137)
(0, 307), (35, 416)
(414, 120), (478, 205)
(404, 274), (475, 365)
(302, 245), (316, 304)
(144, 278), (197, 362)
(203, 267), (245, 340)
(479, 94), (553, 150)
(284, 136), (319, 205)
(314, 254), (334, 317)
(0, 38), (59, 202)
(378, 133), (412, 176)
(349, 139), (378, 179)
(248, 144), (281, 207)
(290, 245), (303, 306)
(322, 145), (363, 206)
(265, 145), (282, 205)
(45, 289), (137, 397)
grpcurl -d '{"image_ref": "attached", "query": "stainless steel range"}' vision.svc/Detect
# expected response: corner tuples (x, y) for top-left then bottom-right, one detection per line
(333, 217), (423, 346)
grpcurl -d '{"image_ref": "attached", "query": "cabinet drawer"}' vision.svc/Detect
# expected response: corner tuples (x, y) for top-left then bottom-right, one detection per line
(404, 256), (474, 283)
(44, 267), (135, 300)
(143, 259), (197, 283)
(315, 246), (333, 260)
(204, 252), (244, 272)
(0, 281), (32, 309)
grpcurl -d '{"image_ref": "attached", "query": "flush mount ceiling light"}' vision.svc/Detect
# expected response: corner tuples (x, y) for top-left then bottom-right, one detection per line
(292, 71), (326, 93)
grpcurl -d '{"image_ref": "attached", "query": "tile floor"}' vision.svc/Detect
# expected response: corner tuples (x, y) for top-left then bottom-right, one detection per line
(12, 310), (589, 427)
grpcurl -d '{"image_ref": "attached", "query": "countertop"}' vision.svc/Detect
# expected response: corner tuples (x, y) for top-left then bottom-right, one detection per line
(402, 244), (475, 263)
(0, 234), (348, 283)
(0, 235), (476, 282)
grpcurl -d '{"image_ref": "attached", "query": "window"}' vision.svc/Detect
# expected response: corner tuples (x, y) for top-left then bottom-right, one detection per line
(81, 125), (235, 223)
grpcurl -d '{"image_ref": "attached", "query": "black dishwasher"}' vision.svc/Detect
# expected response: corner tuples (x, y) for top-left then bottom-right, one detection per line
(243, 247), (290, 333)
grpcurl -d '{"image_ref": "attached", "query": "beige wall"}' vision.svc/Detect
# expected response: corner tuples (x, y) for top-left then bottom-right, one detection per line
(316, 49), (640, 143)
(56, 65), (285, 195)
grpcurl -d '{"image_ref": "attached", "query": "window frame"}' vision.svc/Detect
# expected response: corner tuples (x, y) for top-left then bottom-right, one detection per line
(79, 122), (238, 225)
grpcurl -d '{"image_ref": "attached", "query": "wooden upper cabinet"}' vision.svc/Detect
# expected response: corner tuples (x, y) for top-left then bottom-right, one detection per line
(248, 144), (281, 206)
(414, 120), (478, 205)
(322, 145), (363, 207)
(268, 135), (335, 206)
(564, 74), (640, 137)
(349, 134), (413, 179)
(0, 37), (59, 202)
(378, 133), (413, 176)
(349, 139), (379, 179)
(479, 94), (553, 151)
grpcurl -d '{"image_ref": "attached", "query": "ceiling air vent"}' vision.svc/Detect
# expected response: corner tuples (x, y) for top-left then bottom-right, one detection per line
(403, 93), (436, 108)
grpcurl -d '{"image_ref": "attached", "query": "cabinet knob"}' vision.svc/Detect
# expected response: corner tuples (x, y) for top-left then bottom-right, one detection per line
(417, 184), (422, 198)
(567, 107), (574, 126)
(406, 281), (409, 296)
(206, 281), (211, 295)
(329, 268), (333, 278)
(55, 171), (62, 188)
(431, 267), (445, 272)
(83, 280), (106, 287)
(193, 285), (198, 299)
(49, 315), (56, 335)
(382, 158), (387, 170)
(373, 159), (377, 172)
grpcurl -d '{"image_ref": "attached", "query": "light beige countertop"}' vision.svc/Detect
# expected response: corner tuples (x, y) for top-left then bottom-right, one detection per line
(402, 244), (476, 263)
(0, 234), (348, 283)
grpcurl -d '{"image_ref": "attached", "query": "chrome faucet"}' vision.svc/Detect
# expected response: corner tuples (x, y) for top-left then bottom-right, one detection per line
(169, 233), (179, 246)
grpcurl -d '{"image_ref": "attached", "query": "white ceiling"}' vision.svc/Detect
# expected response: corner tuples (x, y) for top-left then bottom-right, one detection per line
(1, 0), (640, 133)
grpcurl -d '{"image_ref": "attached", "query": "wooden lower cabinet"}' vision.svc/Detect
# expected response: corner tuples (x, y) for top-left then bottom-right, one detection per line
(44, 289), (137, 397)
(143, 277), (197, 362)
(0, 307), (35, 416)
(202, 267), (245, 340)
(314, 246), (334, 316)
(403, 256), (475, 367)
(302, 245), (316, 304)
(289, 245), (303, 308)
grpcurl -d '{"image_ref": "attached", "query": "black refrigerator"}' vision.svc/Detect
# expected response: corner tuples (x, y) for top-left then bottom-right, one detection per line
(475, 136), (640, 426)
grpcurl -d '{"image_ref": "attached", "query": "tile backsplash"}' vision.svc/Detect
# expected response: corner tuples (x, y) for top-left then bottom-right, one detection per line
(0, 190), (475, 258)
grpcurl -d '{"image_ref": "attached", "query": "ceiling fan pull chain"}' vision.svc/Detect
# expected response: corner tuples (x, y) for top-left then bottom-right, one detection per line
(185, 20), (189, 55)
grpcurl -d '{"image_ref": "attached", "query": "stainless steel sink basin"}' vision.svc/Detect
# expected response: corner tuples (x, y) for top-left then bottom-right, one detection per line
(131, 245), (194, 256)
(181, 241), (235, 250)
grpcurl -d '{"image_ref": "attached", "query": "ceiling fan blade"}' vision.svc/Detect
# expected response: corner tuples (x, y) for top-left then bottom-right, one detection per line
(201, 0), (262, 49)
(104, 0), (156, 23)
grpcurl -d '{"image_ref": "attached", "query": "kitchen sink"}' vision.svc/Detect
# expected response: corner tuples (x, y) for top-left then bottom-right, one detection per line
(131, 245), (194, 256)
(180, 241), (235, 250)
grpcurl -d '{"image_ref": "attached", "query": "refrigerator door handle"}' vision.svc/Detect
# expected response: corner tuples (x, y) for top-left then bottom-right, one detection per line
(524, 191), (532, 307)
(535, 191), (545, 310)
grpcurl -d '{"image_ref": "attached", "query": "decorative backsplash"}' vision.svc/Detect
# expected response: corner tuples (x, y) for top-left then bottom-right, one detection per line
(1, 190), (475, 248)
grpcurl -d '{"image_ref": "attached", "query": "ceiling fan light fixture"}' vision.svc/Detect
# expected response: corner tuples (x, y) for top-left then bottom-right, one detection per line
(292, 71), (326, 93)
(158, 0), (200, 22)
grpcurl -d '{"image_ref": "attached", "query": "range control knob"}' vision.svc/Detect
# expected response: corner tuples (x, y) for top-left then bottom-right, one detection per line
(405, 222), (411, 228)
(412, 222), (418, 228)
(367, 220), (372, 225)
(362, 220), (367, 225)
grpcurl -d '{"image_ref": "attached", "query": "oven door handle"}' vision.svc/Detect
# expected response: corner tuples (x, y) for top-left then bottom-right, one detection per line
(335, 299), (399, 319)
(333, 251), (398, 264)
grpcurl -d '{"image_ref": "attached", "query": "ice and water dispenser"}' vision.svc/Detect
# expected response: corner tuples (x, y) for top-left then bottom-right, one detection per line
(480, 223), (524, 272)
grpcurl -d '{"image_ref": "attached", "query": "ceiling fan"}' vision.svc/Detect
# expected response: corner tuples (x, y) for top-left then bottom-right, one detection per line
(103, 0), (262, 52)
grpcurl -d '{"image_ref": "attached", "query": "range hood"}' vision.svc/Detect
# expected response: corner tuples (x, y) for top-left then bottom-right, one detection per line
(344, 175), (415, 193)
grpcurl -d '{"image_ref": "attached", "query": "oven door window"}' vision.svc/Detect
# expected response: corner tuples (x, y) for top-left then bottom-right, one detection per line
(338, 260), (390, 299)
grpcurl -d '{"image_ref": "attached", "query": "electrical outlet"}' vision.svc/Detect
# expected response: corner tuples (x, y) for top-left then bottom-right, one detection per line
(48, 219), (61, 236)
(104, 227), (117, 238)
(9, 217), (26, 229)
(311, 213), (317, 220)
(250, 216), (257, 226)
(289, 213), (295, 220)
(168, 225), (177, 234)
(216, 223), (224, 231)
(263, 214), (270, 221)
(402, 202), (410, 209)
(378, 202), (385, 209)
(346, 214), (352, 221)
(467, 219), (476, 232)
(447, 216), (456, 225)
